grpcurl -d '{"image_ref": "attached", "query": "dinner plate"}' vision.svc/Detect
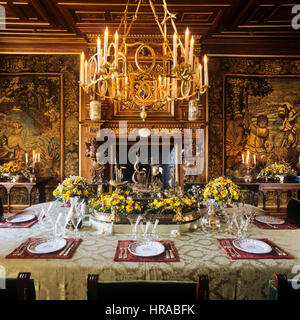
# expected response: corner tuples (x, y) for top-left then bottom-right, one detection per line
(232, 238), (272, 254)
(6, 214), (36, 224)
(255, 215), (285, 225)
(27, 238), (67, 254)
(128, 240), (165, 257)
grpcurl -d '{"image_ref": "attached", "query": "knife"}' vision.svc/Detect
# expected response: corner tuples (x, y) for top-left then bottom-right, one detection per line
(164, 244), (170, 259)
(166, 243), (175, 259)
(64, 241), (75, 256)
(273, 246), (287, 256)
(59, 241), (73, 256)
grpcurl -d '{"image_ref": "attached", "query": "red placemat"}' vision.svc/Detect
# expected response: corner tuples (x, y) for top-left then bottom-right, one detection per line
(5, 237), (82, 259)
(114, 240), (179, 262)
(0, 216), (38, 228)
(253, 219), (299, 230)
(216, 238), (294, 260)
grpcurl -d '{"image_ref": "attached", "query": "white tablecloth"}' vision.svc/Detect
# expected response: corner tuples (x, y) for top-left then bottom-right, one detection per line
(0, 201), (299, 300)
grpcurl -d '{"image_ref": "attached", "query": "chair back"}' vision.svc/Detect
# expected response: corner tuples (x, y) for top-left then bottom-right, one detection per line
(87, 274), (209, 302)
(287, 198), (300, 226)
(0, 272), (35, 300)
(268, 274), (300, 300)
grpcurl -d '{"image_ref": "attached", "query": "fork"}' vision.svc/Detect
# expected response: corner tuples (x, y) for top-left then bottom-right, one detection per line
(119, 243), (124, 259)
(222, 240), (236, 257)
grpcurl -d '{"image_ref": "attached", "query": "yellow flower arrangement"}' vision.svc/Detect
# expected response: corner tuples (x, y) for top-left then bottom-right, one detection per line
(202, 177), (242, 206)
(53, 176), (93, 203)
(147, 195), (197, 215)
(90, 191), (142, 216)
(257, 162), (296, 178)
(0, 162), (30, 179)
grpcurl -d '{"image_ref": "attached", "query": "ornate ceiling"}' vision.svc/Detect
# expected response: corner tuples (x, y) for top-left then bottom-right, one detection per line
(1, 0), (300, 54)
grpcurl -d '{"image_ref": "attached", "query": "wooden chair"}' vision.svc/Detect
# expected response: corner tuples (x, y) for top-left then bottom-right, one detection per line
(0, 272), (36, 300)
(286, 198), (300, 226)
(87, 274), (209, 301)
(268, 274), (300, 300)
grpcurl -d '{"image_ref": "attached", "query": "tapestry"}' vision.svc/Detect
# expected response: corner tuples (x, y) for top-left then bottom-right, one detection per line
(0, 73), (63, 179)
(0, 54), (80, 203)
(224, 75), (300, 178)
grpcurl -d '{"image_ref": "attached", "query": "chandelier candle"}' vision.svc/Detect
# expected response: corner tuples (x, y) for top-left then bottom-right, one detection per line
(115, 32), (118, 67)
(173, 32), (177, 68)
(97, 37), (101, 72)
(204, 55), (208, 86)
(104, 27), (108, 65)
(189, 36), (194, 66)
(185, 27), (189, 65)
(80, 52), (84, 83)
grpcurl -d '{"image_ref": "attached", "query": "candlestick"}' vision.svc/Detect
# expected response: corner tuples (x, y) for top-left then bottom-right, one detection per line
(199, 64), (203, 91)
(32, 150), (35, 163)
(189, 36), (194, 66)
(85, 60), (88, 85)
(185, 27), (189, 65)
(114, 32), (118, 68)
(80, 52), (84, 83)
(173, 32), (177, 69)
(204, 55), (208, 86)
(25, 153), (28, 165)
(104, 27), (108, 65)
(97, 37), (101, 72)
(253, 154), (256, 165)
(242, 153), (244, 164)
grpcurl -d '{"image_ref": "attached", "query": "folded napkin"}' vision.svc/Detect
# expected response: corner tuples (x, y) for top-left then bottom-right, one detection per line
(217, 238), (294, 260)
(0, 216), (38, 228)
(114, 240), (179, 262)
(5, 237), (82, 259)
(253, 219), (299, 230)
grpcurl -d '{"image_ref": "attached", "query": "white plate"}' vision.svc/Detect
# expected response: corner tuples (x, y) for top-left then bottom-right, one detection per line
(128, 240), (165, 257)
(27, 238), (67, 254)
(255, 215), (285, 225)
(6, 214), (36, 224)
(232, 238), (272, 254)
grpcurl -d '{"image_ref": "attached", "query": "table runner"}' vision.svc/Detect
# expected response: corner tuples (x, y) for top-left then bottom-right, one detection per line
(6, 237), (82, 259)
(114, 240), (179, 262)
(217, 238), (294, 260)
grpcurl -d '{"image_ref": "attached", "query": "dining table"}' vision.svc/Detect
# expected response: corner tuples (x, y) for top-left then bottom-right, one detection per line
(0, 201), (299, 300)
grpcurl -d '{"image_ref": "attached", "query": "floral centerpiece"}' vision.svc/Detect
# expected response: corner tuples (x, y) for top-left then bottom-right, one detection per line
(0, 162), (31, 182)
(202, 177), (242, 206)
(91, 191), (142, 216)
(53, 176), (92, 204)
(257, 163), (296, 182)
(147, 196), (197, 215)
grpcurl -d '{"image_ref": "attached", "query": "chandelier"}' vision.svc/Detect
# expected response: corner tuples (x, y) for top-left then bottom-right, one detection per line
(80, 0), (209, 120)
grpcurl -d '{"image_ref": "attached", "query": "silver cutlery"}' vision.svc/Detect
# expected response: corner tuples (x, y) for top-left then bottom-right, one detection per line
(64, 241), (75, 256)
(16, 239), (31, 256)
(59, 241), (73, 256)
(266, 223), (278, 229)
(123, 246), (128, 259)
(223, 240), (236, 257)
(164, 244), (170, 259)
(273, 246), (287, 256)
(166, 243), (175, 259)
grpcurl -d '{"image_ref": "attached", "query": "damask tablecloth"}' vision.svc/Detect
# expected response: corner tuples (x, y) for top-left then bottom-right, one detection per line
(0, 201), (299, 300)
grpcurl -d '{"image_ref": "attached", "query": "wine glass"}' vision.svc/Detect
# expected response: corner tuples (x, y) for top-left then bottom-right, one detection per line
(53, 212), (66, 239)
(72, 212), (83, 238)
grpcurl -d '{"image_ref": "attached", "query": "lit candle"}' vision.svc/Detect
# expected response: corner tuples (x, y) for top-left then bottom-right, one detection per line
(158, 75), (161, 99)
(80, 52), (84, 83)
(204, 55), (208, 86)
(199, 64), (203, 90)
(25, 153), (28, 165)
(32, 150), (35, 162)
(85, 60), (88, 85)
(38, 153), (40, 163)
(125, 76), (128, 99)
(114, 31), (118, 68)
(97, 37), (101, 72)
(185, 27), (189, 65)
(189, 36), (194, 66)
(253, 154), (256, 165)
(242, 153), (244, 164)
(173, 32), (177, 69)
(104, 27), (108, 64)
(246, 150), (250, 165)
